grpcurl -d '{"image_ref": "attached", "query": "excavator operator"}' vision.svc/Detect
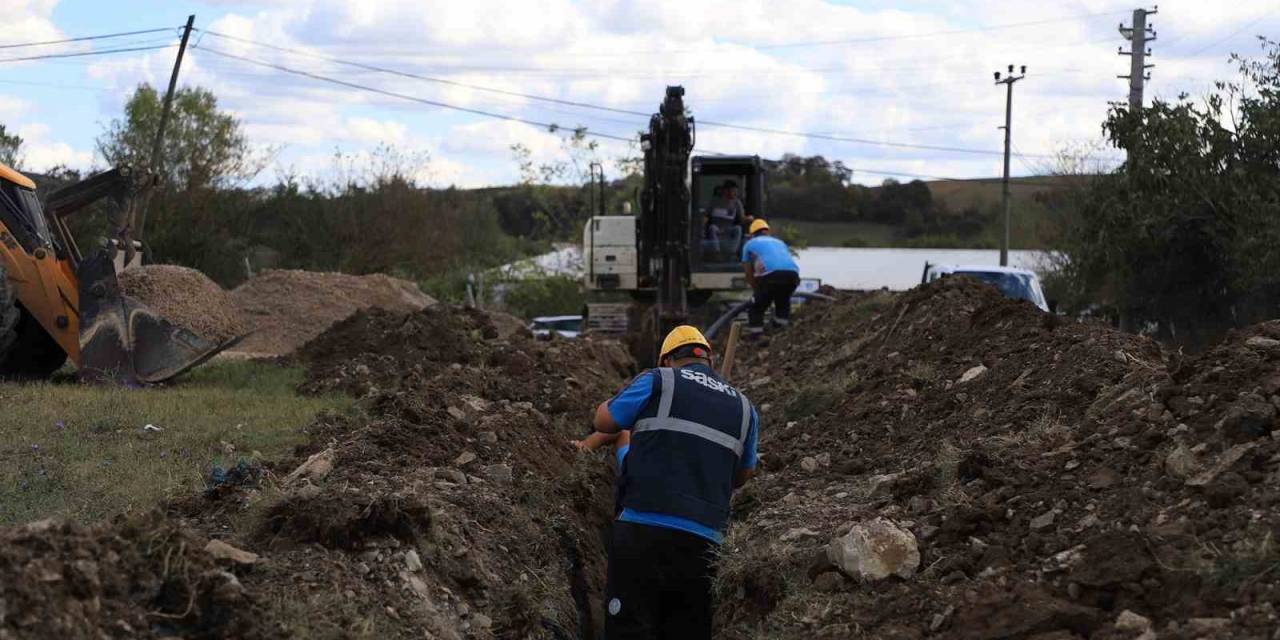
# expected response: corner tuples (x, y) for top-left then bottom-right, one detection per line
(590, 325), (759, 639)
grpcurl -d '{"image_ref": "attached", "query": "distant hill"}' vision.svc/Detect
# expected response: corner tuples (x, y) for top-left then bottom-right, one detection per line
(913, 174), (1092, 211)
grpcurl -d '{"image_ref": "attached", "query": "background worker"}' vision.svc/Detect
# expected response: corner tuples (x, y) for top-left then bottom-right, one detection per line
(707, 179), (747, 260)
(741, 219), (801, 338)
(591, 326), (759, 639)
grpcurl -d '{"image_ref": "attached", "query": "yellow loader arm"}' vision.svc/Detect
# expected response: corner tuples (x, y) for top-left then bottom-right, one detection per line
(0, 162), (240, 383)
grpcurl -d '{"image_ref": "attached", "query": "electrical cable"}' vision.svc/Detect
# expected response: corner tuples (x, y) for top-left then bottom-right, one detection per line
(193, 45), (639, 144)
(0, 27), (178, 50)
(196, 30), (1047, 158)
(0, 44), (175, 64)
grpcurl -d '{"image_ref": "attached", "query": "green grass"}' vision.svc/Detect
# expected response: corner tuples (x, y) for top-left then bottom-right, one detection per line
(0, 360), (351, 526)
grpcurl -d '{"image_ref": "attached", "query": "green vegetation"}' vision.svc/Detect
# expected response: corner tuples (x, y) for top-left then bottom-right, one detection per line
(500, 274), (584, 318)
(764, 155), (1061, 249)
(98, 85), (256, 191)
(1051, 39), (1280, 346)
(0, 123), (22, 168)
(0, 360), (350, 525)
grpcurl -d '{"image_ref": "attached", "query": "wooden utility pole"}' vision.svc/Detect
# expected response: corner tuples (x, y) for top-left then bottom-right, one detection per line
(1119, 7), (1158, 112)
(994, 64), (1025, 267)
(137, 14), (194, 237)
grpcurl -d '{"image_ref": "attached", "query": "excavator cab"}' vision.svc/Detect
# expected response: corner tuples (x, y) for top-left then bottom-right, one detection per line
(690, 155), (766, 274)
(0, 162), (238, 383)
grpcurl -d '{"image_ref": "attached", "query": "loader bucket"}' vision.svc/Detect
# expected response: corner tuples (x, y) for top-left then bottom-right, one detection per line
(77, 249), (242, 384)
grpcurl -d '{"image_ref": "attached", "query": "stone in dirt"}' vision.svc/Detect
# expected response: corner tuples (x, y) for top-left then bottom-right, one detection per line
(1217, 393), (1277, 442)
(1115, 609), (1152, 632)
(284, 446), (335, 484)
(1185, 442), (1256, 487)
(958, 364), (988, 384)
(1030, 510), (1056, 531)
(1245, 336), (1280, 350)
(204, 539), (259, 565)
(826, 518), (920, 581)
(1164, 444), (1203, 479)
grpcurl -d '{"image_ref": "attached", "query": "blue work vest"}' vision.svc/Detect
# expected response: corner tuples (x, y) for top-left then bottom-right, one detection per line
(619, 364), (752, 532)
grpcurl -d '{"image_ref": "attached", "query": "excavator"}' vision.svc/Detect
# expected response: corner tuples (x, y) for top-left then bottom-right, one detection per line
(0, 161), (238, 383)
(582, 86), (766, 363)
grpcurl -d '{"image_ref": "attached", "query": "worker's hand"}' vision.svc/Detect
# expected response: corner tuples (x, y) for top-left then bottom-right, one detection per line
(570, 439), (596, 452)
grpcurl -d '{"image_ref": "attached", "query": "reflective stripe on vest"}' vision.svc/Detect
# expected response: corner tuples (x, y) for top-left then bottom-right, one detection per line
(631, 367), (751, 457)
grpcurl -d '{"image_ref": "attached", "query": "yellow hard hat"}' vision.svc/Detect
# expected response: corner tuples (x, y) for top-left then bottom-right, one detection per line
(659, 325), (712, 361)
(749, 219), (770, 235)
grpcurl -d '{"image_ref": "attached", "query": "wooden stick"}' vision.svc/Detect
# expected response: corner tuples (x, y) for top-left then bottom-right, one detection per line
(720, 322), (742, 380)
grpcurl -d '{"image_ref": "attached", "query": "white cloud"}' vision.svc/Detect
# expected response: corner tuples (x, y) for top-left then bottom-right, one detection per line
(15, 123), (93, 171)
(36, 0), (1280, 186)
(0, 0), (63, 47)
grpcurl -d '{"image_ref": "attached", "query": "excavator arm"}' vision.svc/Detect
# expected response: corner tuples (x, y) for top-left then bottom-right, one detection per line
(636, 86), (695, 361)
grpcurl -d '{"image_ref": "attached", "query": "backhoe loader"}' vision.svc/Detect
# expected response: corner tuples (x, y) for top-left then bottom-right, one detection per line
(0, 161), (238, 383)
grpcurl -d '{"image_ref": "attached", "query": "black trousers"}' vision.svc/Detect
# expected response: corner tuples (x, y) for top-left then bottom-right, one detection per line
(748, 270), (800, 330)
(604, 521), (716, 640)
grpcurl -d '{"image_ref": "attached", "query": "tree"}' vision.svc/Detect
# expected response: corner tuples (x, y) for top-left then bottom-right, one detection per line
(1056, 38), (1280, 345)
(97, 84), (252, 190)
(0, 124), (22, 168)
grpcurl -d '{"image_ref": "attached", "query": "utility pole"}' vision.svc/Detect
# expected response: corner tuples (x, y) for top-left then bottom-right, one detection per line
(1118, 7), (1157, 112)
(994, 64), (1025, 267)
(138, 14), (195, 237)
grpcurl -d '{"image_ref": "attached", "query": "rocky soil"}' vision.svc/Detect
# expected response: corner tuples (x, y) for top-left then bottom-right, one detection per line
(0, 304), (633, 639)
(716, 278), (1280, 639)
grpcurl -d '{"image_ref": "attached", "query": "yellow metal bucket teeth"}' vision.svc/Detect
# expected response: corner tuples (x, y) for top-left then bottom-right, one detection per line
(77, 249), (242, 384)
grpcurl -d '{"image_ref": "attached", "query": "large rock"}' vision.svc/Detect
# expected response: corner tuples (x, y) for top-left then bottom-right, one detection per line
(826, 518), (920, 581)
(1217, 393), (1276, 442)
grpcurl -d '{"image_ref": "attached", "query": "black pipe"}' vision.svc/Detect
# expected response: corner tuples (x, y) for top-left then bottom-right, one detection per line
(703, 291), (835, 340)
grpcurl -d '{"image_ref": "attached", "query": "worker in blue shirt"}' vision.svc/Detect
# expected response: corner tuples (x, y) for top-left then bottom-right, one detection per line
(741, 219), (801, 337)
(591, 325), (759, 639)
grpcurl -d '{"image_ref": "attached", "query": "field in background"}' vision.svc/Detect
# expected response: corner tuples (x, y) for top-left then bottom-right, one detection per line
(0, 360), (351, 525)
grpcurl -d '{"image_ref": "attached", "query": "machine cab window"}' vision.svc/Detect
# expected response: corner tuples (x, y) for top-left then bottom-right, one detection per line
(690, 156), (764, 273)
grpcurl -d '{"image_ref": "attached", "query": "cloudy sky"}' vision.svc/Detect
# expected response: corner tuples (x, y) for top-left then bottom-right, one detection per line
(1, 0), (1276, 187)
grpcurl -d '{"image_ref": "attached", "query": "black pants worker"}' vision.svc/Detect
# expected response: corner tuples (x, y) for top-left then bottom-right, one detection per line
(605, 521), (716, 639)
(748, 269), (800, 333)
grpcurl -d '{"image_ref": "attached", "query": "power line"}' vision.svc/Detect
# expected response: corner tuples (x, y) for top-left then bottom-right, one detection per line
(0, 44), (175, 65)
(753, 10), (1128, 51)
(193, 45), (639, 144)
(196, 30), (1048, 158)
(0, 27), (178, 50)
(1183, 7), (1280, 57)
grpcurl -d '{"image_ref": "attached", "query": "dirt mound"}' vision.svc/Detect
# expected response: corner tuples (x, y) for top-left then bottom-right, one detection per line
(118, 265), (246, 343)
(191, 303), (631, 637)
(228, 269), (435, 356)
(0, 515), (258, 638)
(715, 277), (1280, 639)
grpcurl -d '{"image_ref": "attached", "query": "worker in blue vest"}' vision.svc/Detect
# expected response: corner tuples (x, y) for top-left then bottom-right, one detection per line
(591, 325), (760, 639)
(741, 219), (801, 338)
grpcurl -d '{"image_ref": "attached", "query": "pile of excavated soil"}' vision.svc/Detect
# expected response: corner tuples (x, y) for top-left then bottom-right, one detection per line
(228, 269), (435, 356)
(0, 302), (635, 638)
(715, 278), (1280, 639)
(225, 304), (632, 637)
(118, 265), (246, 343)
(0, 515), (257, 638)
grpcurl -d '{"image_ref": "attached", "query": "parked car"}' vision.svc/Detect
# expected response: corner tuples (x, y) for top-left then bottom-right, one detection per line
(921, 263), (1050, 312)
(529, 315), (583, 340)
